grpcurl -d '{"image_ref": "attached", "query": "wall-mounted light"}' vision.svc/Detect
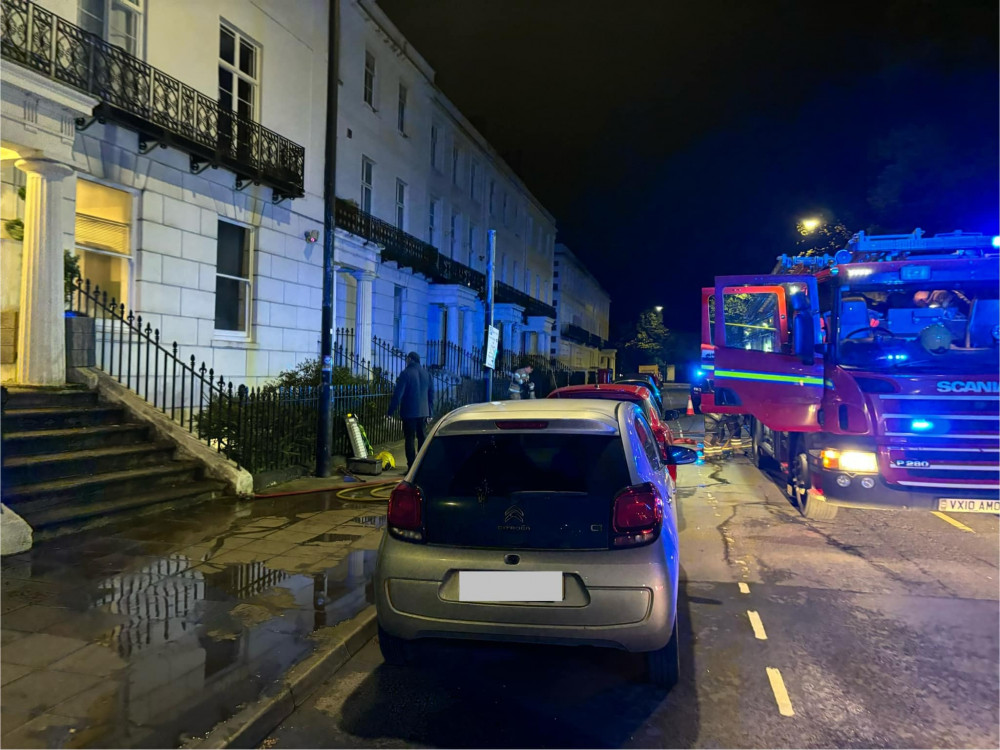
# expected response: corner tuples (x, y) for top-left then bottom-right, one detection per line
(305, 230), (319, 243)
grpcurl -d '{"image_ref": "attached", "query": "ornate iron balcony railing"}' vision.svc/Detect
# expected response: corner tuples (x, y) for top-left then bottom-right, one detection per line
(496, 282), (557, 319)
(561, 323), (606, 349)
(1, 0), (305, 201)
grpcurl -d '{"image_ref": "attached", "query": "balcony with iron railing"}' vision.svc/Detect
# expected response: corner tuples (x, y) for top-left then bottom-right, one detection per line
(1, 0), (305, 201)
(495, 282), (557, 319)
(562, 323), (606, 349)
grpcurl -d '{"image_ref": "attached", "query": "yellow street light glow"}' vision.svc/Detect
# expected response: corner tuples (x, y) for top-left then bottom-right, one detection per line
(800, 218), (821, 232)
(654, 306), (663, 312)
(0, 147), (21, 161)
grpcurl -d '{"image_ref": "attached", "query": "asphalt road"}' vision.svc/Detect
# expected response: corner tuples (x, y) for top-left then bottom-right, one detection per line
(265, 393), (999, 748)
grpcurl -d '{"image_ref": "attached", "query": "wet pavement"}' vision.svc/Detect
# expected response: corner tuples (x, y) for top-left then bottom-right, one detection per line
(0, 480), (396, 748)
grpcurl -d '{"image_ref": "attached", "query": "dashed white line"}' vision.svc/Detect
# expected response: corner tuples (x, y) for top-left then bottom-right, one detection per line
(766, 667), (795, 716)
(738, 582), (750, 594)
(747, 610), (768, 640)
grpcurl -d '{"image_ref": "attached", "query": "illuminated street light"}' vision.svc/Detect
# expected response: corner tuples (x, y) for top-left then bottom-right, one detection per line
(654, 305), (663, 312)
(800, 218), (821, 233)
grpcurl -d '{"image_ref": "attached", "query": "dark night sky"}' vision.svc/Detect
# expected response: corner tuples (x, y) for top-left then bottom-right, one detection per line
(376, 0), (999, 338)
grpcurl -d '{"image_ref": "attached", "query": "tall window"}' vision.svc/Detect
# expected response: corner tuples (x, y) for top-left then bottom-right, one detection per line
(526, 216), (534, 247)
(363, 51), (376, 107)
(74, 180), (132, 309)
(215, 221), (252, 334)
(219, 24), (258, 161)
(470, 160), (478, 201)
(79, 0), (143, 56)
(428, 198), (439, 246)
(397, 83), (407, 134)
(524, 267), (530, 294)
(360, 156), (373, 213)
(395, 179), (406, 229)
(452, 146), (460, 186)
(536, 274), (541, 299)
(468, 223), (476, 267)
(513, 260), (519, 290)
(502, 193), (509, 225)
(393, 286), (404, 348)
(501, 254), (507, 283)
(450, 212), (459, 257)
(430, 125), (439, 170)
(488, 179), (496, 215)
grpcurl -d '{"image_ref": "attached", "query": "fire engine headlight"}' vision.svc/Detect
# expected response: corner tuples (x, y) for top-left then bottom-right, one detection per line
(822, 449), (878, 473)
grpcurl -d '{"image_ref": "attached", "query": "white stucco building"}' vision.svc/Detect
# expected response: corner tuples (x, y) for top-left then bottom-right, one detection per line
(551, 243), (616, 376)
(0, 0), (562, 391)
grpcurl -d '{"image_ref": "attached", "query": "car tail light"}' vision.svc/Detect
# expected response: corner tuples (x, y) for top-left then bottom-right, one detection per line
(388, 482), (424, 541)
(611, 482), (663, 548)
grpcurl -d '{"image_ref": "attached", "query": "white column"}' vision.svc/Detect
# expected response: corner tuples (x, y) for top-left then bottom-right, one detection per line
(445, 304), (460, 346)
(15, 158), (74, 386)
(352, 270), (375, 369)
(462, 307), (477, 354)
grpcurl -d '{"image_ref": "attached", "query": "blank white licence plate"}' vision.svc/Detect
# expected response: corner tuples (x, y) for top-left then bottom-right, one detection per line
(938, 498), (1000, 514)
(458, 571), (564, 602)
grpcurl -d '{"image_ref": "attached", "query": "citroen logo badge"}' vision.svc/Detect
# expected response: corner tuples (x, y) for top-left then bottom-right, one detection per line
(503, 505), (525, 524)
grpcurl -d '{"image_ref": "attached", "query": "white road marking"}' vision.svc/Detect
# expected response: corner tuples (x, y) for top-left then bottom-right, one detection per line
(738, 582), (750, 594)
(766, 667), (795, 716)
(747, 610), (768, 639)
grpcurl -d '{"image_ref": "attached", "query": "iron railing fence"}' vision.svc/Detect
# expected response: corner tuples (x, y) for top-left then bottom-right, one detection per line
(1, 0), (305, 199)
(426, 339), (484, 378)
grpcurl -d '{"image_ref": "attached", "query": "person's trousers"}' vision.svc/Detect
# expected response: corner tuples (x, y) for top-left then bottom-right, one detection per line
(402, 417), (427, 467)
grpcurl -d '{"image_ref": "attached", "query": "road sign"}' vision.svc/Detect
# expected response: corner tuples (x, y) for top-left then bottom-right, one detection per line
(485, 325), (500, 369)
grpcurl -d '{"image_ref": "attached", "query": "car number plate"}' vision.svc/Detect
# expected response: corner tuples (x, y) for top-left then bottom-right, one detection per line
(938, 498), (1000, 514)
(458, 571), (564, 602)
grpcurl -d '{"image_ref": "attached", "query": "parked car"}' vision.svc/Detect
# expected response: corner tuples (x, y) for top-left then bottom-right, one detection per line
(547, 384), (682, 480)
(614, 376), (665, 415)
(375, 399), (697, 689)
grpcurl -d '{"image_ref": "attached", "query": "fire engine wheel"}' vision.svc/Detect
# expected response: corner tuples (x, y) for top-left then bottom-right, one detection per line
(791, 450), (838, 521)
(750, 420), (765, 468)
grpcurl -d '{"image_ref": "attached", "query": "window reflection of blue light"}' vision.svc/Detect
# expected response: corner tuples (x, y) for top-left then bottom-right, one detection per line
(911, 419), (934, 431)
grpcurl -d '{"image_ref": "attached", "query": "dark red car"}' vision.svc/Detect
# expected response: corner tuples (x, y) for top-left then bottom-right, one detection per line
(547, 384), (681, 480)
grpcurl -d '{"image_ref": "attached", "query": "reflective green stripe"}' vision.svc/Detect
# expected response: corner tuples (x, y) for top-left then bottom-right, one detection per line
(715, 368), (823, 386)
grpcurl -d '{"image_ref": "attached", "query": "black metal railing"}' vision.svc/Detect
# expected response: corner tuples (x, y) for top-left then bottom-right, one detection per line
(496, 281), (557, 320)
(561, 323), (607, 350)
(426, 339), (484, 377)
(1, 0), (304, 200)
(335, 199), (438, 278)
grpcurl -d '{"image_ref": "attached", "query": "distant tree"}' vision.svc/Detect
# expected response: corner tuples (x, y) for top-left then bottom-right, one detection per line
(795, 219), (853, 257)
(620, 309), (669, 369)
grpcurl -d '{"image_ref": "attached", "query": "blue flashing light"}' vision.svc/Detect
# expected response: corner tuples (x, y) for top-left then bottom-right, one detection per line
(911, 419), (934, 432)
(993, 235), (1000, 248)
(696, 369), (705, 378)
(887, 353), (909, 362)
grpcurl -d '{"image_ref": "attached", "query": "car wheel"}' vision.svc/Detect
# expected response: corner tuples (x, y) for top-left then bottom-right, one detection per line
(377, 624), (414, 666)
(790, 449), (838, 520)
(646, 617), (680, 690)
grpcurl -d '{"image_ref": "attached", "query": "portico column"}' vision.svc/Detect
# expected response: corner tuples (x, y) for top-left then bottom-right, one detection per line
(462, 308), (477, 371)
(352, 270), (376, 370)
(15, 158), (74, 385)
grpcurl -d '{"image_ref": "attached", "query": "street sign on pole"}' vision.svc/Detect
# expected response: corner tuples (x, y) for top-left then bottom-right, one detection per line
(484, 325), (500, 369)
(484, 229), (497, 400)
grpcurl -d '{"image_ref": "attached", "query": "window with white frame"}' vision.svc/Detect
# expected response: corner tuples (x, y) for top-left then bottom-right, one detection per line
(430, 125), (439, 170)
(470, 160), (478, 201)
(361, 156), (374, 213)
(488, 179), (495, 215)
(397, 83), (407, 134)
(452, 146), (460, 186)
(79, 0), (143, 57)
(393, 286), (404, 348)
(215, 220), (252, 334)
(395, 179), (406, 229)
(219, 24), (259, 159)
(74, 179), (133, 310)
(364, 50), (376, 107)
(450, 211), (459, 257)
(428, 198), (439, 246)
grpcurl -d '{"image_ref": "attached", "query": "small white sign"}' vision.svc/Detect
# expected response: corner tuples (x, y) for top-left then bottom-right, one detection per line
(484, 325), (500, 369)
(458, 571), (564, 602)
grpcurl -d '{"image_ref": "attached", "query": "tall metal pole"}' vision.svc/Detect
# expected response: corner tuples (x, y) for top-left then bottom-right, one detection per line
(484, 229), (497, 401)
(316, 0), (340, 477)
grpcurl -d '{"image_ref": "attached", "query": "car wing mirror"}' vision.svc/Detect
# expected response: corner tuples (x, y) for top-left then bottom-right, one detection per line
(669, 445), (698, 465)
(662, 409), (681, 421)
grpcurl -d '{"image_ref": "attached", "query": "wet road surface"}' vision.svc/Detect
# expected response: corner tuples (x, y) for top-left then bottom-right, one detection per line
(266, 453), (999, 748)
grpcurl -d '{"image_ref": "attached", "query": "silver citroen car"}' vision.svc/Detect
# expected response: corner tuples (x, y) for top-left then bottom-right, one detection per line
(374, 399), (697, 689)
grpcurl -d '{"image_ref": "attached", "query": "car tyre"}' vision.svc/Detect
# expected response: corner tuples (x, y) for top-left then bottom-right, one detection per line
(791, 449), (838, 520)
(377, 624), (414, 666)
(646, 617), (680, 690)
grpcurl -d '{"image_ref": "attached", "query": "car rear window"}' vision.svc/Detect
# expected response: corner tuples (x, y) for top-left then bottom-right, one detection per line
(416, 433), (631, 498)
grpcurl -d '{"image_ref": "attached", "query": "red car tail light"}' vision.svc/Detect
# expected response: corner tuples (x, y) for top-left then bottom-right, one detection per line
(388, 482), (424, 541)
(611, 482), (663, 548)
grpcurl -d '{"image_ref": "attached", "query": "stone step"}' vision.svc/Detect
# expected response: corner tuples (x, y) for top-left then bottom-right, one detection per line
(2, 462), (203, 512)
(23, 480), (230, 531)
(2, 385), (98, 410)
(1, 424), (153, 457)
(2, 406), (127, 432)
(2, 443), (178, 488)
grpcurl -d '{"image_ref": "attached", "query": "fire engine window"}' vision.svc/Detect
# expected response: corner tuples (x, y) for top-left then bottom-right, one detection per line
(724, 292), (780, 352)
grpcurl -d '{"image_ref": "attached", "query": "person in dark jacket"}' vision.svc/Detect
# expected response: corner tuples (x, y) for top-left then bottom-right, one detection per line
(387, 352), (435, 470)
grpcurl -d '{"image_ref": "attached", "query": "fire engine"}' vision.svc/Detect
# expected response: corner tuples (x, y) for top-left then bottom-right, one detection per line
(699, 229), (999, 520)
